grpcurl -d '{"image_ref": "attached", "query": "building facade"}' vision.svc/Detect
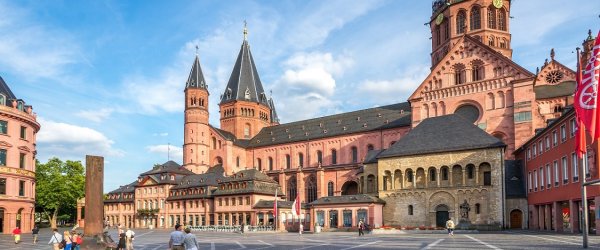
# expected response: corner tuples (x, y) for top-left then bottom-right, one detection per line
(0, 77), (40, 234)
(104, 0), (591, 232)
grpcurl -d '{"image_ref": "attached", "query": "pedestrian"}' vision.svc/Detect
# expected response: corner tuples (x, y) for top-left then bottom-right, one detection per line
(118, 223), (123, 234)
(48, 228), (63, 250)
(183, 227), (200, 250)
(446, 218), (455, 236)
(12, 226), (21, 244)
(125, 228), (135, 250)
(64, 230), (73, 250)
(299, 223), (303, 235)
(71, 231), (82, 250)
(169, 224), (186, 250)
(32, 225), (39, 244)
(358, 219), (364, 236)
(117, 231), (126, 250)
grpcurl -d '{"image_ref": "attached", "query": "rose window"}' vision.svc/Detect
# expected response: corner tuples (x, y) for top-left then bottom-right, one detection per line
(545, 70), (564, 84)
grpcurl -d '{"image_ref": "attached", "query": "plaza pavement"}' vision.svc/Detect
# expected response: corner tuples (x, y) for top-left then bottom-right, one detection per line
(1, 228), (600, 249)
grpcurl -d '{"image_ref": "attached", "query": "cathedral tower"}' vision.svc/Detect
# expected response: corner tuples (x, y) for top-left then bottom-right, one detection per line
(183, 54), (211, 174)
(219, 24), (274, 139)
(429, 0), (512, 67)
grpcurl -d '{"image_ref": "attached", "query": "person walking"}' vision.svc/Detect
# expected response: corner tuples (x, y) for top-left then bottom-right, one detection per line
(12, 226), (21, 244)
(117, 231), (127, 250)
(32, 225), (39, 244)
(71, 231), (82, 250)
(48, 228), (63, 250)
(299, 223), (303, 235)
(446, 218), (455, 236)
(64, 230), (73, 250)
(125, 228), (135, 250)
(169, 224), (186, 250)
(183, 227), (200, 250)
(358, 219), (364, 236)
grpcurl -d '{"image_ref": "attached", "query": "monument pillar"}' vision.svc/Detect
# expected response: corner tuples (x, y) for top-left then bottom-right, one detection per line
(81, 155), (111, 249)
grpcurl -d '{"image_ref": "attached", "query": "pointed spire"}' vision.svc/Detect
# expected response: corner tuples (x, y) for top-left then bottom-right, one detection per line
(185, 54), (207, 89)
(268, 96), (280, 124)
(220, 26), (269, 107)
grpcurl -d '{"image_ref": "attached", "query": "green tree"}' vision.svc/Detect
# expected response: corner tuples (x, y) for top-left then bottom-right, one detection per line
(36, 158), (85, 228)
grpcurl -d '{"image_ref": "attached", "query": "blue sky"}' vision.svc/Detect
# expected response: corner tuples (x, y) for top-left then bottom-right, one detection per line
(0, 0), (597, 191)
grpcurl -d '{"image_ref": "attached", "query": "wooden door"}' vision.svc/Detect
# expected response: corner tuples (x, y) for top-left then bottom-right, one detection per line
(510, 210), (522, 229)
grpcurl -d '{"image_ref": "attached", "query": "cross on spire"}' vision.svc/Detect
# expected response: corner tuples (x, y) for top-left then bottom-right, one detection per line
(243, 20), (248, 40)
(195, 45), (199, 56)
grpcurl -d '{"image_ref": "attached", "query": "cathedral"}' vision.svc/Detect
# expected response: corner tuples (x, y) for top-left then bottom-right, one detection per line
(103, 0), (596, 232)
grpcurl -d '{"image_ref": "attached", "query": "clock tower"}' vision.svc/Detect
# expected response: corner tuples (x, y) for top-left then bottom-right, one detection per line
(429, 0), (512, 67)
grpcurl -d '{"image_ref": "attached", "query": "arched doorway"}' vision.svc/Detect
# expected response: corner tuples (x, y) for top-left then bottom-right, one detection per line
(16, 208), (23, 228)
(435, 204), (450, 227)
(510, 209), (523, 229)
(341, 181), (358, 195)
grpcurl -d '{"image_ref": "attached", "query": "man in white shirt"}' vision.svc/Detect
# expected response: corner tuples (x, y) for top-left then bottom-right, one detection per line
(48, 228), (63, 250)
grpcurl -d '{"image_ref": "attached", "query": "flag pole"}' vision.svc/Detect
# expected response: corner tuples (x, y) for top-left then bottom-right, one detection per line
(576, 47), (589, 248)
(581, 152), (589, 248)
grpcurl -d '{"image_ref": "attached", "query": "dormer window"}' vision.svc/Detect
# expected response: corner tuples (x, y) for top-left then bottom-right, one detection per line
(0, 94), (5, 106)
(170, 175), (175, 181)
(244, 87), (251, 100)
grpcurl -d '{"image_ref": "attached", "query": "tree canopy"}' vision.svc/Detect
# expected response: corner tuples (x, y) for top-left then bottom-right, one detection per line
(36, 157), (85, 228)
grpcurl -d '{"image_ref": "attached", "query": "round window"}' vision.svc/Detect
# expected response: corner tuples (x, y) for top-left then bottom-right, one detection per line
(454, 104), (480, 123)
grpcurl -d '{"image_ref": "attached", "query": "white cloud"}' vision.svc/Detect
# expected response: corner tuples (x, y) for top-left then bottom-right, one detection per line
(146, 144), (183, 163)
(357, 65), (430, 103)
(152, 132), (169, 137)
(76, 108), (113, 122)
(0, 2), (80, 81)
(36, 117), (124, 161)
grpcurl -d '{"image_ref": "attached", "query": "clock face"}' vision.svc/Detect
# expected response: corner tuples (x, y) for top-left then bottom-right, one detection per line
(493, 0), (503, 8)
(435, 13), (444, 25)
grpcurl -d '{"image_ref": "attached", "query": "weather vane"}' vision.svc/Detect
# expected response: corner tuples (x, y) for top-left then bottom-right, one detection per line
(243, 20), (248, 40)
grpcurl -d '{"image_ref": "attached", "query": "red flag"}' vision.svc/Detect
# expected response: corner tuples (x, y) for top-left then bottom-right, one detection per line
(576, 117), (587, 158)
(575, 30), (600, 142)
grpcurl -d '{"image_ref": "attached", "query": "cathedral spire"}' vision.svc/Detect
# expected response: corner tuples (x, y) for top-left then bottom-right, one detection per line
(185, 53), (207, 89)
(219, 23), (269, 107)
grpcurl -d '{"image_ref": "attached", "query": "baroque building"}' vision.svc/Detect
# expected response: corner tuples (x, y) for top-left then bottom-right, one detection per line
(104, 0), (592, 231)
(0, 77), (40, 234)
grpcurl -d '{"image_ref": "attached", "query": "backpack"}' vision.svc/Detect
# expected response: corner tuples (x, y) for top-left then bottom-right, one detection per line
(76, 236), (83, 244)
(58, 239), (66, 249)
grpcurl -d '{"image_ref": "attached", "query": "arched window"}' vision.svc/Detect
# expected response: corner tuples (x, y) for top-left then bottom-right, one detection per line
(444, 20), (450, 40)
(298, 153), (304, 167)
(316, 150), (323, 164)
(351, 146), (358, 163)
(212, 137), (217, 149)
(236, 157), (240, 167)
(367, 144), (374, 151)
(435, 25), (441, 46)
(367, 175), (375, 193)
(454, 64), (466, 84)
(487, 93), (495, 110)
(470, 6), (481, 30)
(285, 155), (291, 169)
(306, 176), (317, 203)
(268, 157), (274, 171)
(475, 203), (481, 214)
(331, 149), (337, 165)
(407, 169), (414, 182)
(472, 60), (485, 81)
(498, 9), (506, 31)
(497, 91), (505, 108)
(429, 168), (436, 181)
(257, 158), (262, 171)
(456, 10), (466, 34)
(487, 6), (497, 29)
(423, 103), (430, 118)
(488, 36), (495, 47)
(327, 181), (334, 196)
(467, 165), (475, 179)
(287, 177), (297, 201)
(408, 205), (414, 215)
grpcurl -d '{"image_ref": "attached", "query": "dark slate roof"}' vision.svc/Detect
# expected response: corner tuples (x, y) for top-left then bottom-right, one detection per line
(363, 150), (384, 164)
(379, 114), (505, 158)
(211, 126), (251, 148)
(253, 200), (307, 209)
(247, 102), (411, 148)
(505, 160), (526, 198)
(268, 97), (280, 124)
(534, 81), (575, 100)
(212, 181), (282, 196)
(170, 172), (222, 190)
(185, 55), (207, 89)
(108, 181), (138, 194)
(219, 39), (269, 107)
(222, 169), (278, 183)
(139, 161), (195, 176)
(0, 76), (17, 105)
(309, 194), (385, 206)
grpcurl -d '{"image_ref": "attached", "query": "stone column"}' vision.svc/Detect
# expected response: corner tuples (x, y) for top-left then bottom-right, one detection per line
(449, 170), (453, 186)
(475, 167), (480, 185)
(77, 205), (82, 227)
(436, 169), (441, 187)
(545, 205), (552, 230)
(569, 200), (580, 233)
(424, 171), (428, 188)
(462, 166), (466, 186)
(554, 201), (563, 232)
(82, 155), (105, 249)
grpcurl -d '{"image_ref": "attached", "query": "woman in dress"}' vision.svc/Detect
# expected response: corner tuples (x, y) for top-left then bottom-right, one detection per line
(117, 231), (127, 250)
(63, 231), (73, 250)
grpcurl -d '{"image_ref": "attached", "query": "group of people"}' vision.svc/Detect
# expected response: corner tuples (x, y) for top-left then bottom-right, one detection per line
(114, 223), (136, 250)
(46, 228), (83, 250)
(169, 224), (200, 250)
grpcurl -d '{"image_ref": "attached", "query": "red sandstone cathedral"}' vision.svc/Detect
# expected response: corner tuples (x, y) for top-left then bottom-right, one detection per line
(102, 0), (597, 232)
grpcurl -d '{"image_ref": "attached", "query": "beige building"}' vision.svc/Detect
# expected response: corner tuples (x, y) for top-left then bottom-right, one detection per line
(361, 115), (512, 229)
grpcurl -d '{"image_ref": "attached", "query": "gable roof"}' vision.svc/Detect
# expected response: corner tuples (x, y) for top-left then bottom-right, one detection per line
(247, 102), (411, 148)
(219, 38), (269, 107)
(409, 34), (534, 101)
(378, 114), (505, 158)
(139, 161), (194, 176)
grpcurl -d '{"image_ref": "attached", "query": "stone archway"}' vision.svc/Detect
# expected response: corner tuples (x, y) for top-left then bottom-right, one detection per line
(510, 209), (523, 229)
(341, 181), (359, 195)
(0, 207), (4, 233)
(435, 204), (450, 228)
